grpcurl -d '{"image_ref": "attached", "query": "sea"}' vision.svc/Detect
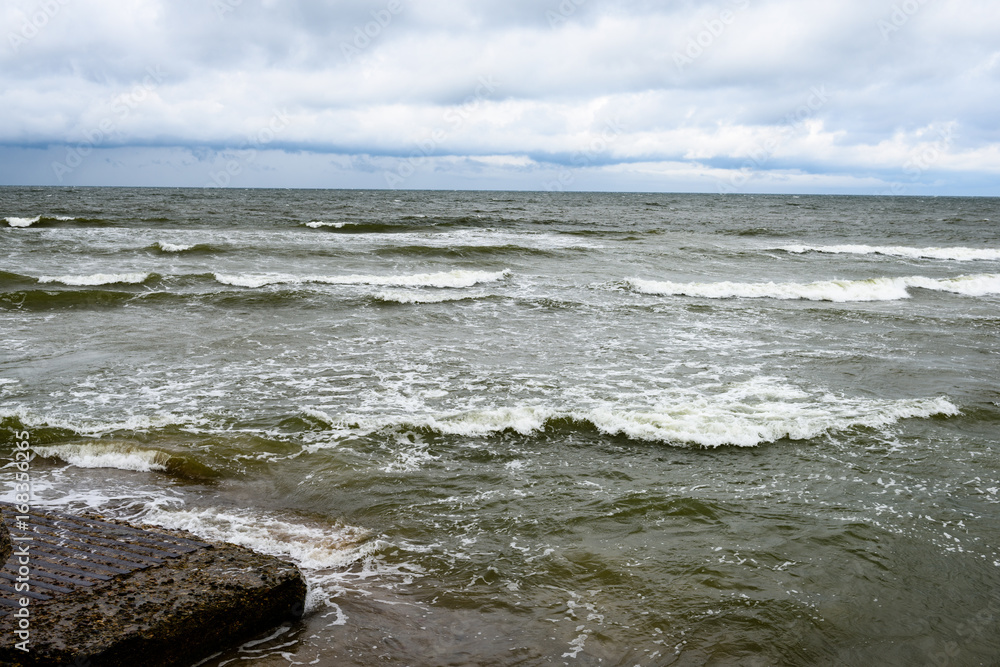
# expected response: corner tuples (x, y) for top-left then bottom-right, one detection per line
(2, 187), (999, 666)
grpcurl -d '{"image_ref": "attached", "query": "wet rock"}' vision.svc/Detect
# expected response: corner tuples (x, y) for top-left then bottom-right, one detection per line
(0, 522), (306, 666)
(0, 517), (9, 565)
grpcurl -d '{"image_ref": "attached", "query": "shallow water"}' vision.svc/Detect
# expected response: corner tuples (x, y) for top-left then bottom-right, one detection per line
(2, 188), (999, 665)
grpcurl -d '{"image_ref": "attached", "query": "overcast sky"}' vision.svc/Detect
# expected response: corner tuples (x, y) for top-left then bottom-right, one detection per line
(1, 0), (997, 193)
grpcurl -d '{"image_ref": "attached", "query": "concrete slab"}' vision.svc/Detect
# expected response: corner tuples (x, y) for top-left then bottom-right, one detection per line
(0, 504), (306, 666)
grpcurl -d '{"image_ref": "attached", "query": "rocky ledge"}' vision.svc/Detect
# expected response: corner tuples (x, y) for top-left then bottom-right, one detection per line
(0, 505), (306, 667)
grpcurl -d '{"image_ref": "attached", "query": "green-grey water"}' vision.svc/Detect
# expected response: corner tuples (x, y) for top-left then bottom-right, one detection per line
(2, 188), (999, 665)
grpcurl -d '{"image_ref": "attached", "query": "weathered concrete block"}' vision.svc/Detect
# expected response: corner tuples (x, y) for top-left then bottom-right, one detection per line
(0, 507), (306, 667)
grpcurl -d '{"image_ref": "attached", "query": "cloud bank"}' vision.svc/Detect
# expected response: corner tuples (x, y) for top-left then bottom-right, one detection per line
(1, 0), (998, 193)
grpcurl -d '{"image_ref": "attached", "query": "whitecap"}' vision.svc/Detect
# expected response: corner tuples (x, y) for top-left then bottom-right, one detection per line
(625, 274), (1000, 301)
(305, 221), (348, 229)
(4, 215), (75, 227)
(140, 507), (373, 571)
(38, 273), (151, 286)
(155, 242), (194, 252)
(779, 244), (1000, 262)
(332, 389), (959, 448)
(34, 442), (170, 472)
(214, 269), (510, 289)
(373, 290), (480, 304)
(6, 216), (41, 227)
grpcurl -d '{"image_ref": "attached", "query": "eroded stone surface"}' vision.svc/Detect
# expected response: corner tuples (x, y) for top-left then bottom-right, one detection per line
(0, 539), (306, 666)
(0, 518), (10, 566)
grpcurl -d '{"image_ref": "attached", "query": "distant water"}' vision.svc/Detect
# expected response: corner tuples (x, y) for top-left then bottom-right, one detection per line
(2, 187), (999, 666)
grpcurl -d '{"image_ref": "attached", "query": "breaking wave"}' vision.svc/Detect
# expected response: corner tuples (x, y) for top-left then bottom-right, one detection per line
(214, 269), (511, 289)
(4, 214), (77, 227)
(372, 290), (487, 304)
(141, 507), (374, 571)
(625, 274), (1000, 301)
(779, 244), (1000, 262)
(303, 390), (959, 449)
(34, 442), (172, 472)
(38, 273), (156, 286)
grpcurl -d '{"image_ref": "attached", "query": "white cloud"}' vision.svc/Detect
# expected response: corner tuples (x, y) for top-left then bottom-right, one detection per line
(1, 0), (998, 192)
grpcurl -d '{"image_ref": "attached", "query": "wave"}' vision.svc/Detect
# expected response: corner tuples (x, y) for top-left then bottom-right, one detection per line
(373, 244), (561, 259)
(34, 442), (172, 472)
(624, 274), (1000, 302)
(1, 289), (143, 310)
(4, 215), (110, 228)
(1, 408), (206, 439)
(0, 284), (354, 311)
(31, 441), (221, 479)
(372, 290), (487, 304)
(147, 242), (221, 254)
(5, 214), (76, 227)
(779, 244), (1000, 262)
(214, 269), (511, 289)
(299, 216), (498, 234)
(0, 270), (39, 288)
(304, 392), (958, 449)
(300, 221), (424, 233)
(38, 272), (156, 286)
(141, 507), (374, 571)
(304, 221), (349, 229)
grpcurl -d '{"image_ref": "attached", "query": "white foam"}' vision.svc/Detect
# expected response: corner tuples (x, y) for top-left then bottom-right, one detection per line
(780, 244), (1000, 262)
(305, 221), (347, 228)
(38, 272), (151, 286)
(373, 290), (479, 304)
(141, 507), (374, 571)
(6, 216), (40, 227)
(4, 215), (75, 227)
(904, 274), (1000, 297)
(214, 269), (510, 289)
(578, 395), (958, 448)
(156, 242), (194, 252)
(626, 274), (1000, 301)
(34, 443), (170, 472)
(345, 390), (959, 448)
(0, 407), (206, 437)
(411, 406), (551, 437)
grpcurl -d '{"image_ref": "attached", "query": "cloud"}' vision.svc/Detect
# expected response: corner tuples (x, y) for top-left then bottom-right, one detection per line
(1, 0), (998, 192)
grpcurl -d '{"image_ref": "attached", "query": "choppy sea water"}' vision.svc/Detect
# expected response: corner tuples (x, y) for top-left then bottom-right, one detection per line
(2, 187), (999, 666)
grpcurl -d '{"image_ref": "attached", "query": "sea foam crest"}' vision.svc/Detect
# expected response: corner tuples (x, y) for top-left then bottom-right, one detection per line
(0, 407), (206, 437)
(214, 269), (511, 289)
(141, 507), (374, 571)
(780, 244), (1000, 262)
(5, 215), (75, 227)
(38, 273), (151, 286)
(34, 443), (170, 472)
(626, 274), (1000, 301)
(155, 242), (194, 253)
(373, 290), (481, 304)
(305, 221), (348, 229)
(333, 391), (959, 448)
